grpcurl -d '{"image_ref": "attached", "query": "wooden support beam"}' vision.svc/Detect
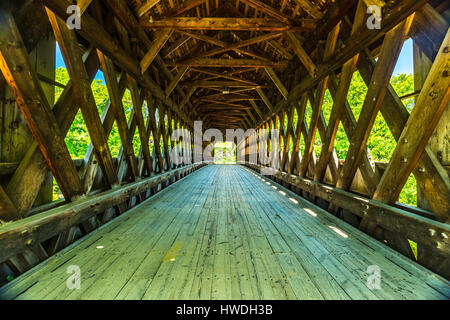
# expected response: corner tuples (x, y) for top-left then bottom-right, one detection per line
(141, 18), (315, 31)
(249, 100), (265, 120)
(158, 106), (172, 170)
(165, 66), (189, 97)
(0, 186), (17, 221)
(327, 74), (380, 194)
(146, 94), (165, 173)
(176, 31), (267, 61)
(0, 8), (84, 205)
(127, 75), (153, 174)
(266, 39), (294, 60)
(180, 86), (196, 111)
(98, 50), (139, 181)
(168, 58), (288, 68)
(314, 1), (367, 183)
(316, 0), (356, 38)
(162, 35), (191, 58)
(165, 0), (208, 17)
(197, 100), (252, 109)
(373, 29), (450, 208)
(182, 80), (263, 88)
(336, 15), (414, 191)
(77, 0), (93, 14)
(80, 75), (128, 194)
(190, 68), (260, 85)
(47, 10), (119, 188)
(240, 0), (291, 23)
(288, 95), (308, 174)
(264, 67), (288, 99)
(280, 106), (296, 171)
(350, 43), (450, 221)
(256, 88), (274, 113)
(299, 23), (340, 177)
(283, 31), (316, 77)
(6, 48), (99, 217)
(292, 0), (325, 19)
(187, 32), (282, 59)
(137, 0), (162, 17)
(140, 29), (174, 74)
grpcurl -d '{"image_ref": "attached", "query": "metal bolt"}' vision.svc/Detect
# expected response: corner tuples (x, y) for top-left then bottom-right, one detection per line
(33, 225), (39, 232)
(21, 230), (28, 237)
(444, 46), (449, 53)
(402, 138), (408, 144)
(443, 70), (449, 77)
(26, 239), (34, 246)
(13, 65), (23, 72)
(418, 167), (425, 173)
(401, 156), (407, 163)
(429, 229), (436, 236)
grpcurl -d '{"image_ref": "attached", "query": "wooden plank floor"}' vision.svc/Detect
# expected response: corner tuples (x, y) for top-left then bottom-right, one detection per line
(1, 165), (449, 300)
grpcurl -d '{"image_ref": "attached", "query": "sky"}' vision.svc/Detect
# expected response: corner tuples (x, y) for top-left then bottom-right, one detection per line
(55, 38), (414, 83)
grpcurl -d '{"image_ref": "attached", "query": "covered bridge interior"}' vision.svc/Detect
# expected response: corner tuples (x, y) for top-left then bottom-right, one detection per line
(0, 0), (449, 299)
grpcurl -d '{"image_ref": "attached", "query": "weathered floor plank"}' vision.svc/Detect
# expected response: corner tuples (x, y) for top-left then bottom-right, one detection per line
(0, 165), (448, 300)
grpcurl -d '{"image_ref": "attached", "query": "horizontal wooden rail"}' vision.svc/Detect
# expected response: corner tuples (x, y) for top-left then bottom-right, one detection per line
(0, 162), (205, 264)
(244, 164), (450, 256)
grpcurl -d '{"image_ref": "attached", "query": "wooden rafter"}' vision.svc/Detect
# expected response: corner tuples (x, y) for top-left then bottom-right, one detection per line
(141, 17), (316, 31)
(168, 58), (288, 68)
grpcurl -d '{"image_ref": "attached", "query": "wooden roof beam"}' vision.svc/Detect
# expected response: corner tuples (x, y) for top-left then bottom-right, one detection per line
(190, 68), (260, 85)
(292, 0), (325, 19)
(256, 88), (274, 113)
(141, 17), (316, 31)
(168, 59), (288, 68)
(176, 31), (275, 61)
(283, 31), (316, 77)
(165, 66), (190, 97)
(183, 80), (263, 88)
(165, 0), (208, 17)
(161, 35), (191, 58)
(137, 0), (162, 17)
(249, 100), (265, 120)
(239, 0), (292, 24)
(264, 67), (289, 99)
(187, 32), (282, 59)
(140, 29), (174, 74)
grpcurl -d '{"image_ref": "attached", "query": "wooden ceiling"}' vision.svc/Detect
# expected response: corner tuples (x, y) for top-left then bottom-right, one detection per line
(122, 0), (338, 129)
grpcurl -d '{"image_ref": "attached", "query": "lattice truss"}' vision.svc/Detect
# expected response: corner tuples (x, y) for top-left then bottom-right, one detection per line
(0, 0), (449, 280)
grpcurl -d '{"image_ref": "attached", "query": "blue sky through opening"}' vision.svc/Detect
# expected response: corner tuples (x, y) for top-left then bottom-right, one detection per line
(55, 38), (414, 82)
